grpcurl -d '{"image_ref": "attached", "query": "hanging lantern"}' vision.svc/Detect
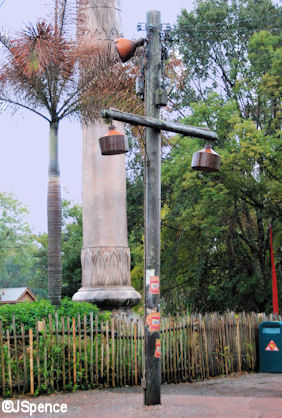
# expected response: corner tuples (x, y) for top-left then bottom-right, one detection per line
(191, 144), (220, 172)
(99, 125), (129, 155)
(114, 38), (145, 62)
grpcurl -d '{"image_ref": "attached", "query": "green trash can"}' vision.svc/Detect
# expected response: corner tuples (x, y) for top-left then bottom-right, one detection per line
(259, 321), (282, 372)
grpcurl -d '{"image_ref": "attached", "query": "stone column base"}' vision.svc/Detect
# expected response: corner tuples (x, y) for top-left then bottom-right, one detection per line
(72, 285), (141, 309)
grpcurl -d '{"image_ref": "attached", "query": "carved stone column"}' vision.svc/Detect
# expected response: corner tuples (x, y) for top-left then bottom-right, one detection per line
(72, 0), (141, 308)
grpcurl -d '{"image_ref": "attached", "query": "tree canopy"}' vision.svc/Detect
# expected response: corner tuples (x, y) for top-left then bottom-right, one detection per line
(0, 192), (37, 290)
(126, 0), (282, 314)
(152, 0), (282, 313)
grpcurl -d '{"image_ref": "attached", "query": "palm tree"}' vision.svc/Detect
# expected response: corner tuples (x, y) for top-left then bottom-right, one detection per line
(0, 0), (140, 305)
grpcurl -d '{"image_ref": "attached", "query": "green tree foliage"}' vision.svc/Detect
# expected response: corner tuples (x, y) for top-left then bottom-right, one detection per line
(30, 233), (49, 298)
(174, 0), (281, 116)
(161, 102), (281, 313)
(0, 297), (109, 332)
(126, 131), (144, 296)
(29, 198), (83, 299)
(61, 199), (82, 297)
(158, 0), (281, 313)
(0, 191), (37, 290)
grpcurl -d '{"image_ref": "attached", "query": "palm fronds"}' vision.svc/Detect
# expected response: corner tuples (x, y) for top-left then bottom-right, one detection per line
(0, 0), (141, 124)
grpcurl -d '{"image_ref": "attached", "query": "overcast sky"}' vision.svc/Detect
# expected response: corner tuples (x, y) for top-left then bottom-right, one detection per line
(0, 0), (193, 233)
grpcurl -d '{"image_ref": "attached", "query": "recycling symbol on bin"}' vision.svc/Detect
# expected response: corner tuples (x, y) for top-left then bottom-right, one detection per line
(265, 340), (279, 351)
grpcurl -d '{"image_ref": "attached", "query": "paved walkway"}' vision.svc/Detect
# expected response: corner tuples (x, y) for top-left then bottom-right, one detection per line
(1, 373), (282, 417)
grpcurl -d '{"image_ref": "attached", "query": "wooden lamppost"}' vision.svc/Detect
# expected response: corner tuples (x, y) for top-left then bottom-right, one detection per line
(100, 10), (220, 406)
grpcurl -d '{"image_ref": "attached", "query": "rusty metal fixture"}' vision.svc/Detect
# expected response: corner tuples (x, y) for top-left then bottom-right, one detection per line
(114, 38), (145, 62)
(191, 144), (221, 172)
(99, 125), (129, 155)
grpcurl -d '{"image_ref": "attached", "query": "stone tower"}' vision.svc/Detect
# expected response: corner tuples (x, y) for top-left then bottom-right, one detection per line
(72, 0), (141, 309)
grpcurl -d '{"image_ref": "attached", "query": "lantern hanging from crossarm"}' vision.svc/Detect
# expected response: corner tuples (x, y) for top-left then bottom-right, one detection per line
(191, 144), (220, 172)
(99, 125), (129, 155)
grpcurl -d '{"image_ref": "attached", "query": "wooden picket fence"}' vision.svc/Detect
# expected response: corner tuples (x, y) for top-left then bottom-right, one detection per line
(0, 311), (280, 396)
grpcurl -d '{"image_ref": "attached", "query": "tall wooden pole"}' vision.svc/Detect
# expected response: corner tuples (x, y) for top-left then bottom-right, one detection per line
(99, 10), (219, 406)
(144, 10), (162, 406)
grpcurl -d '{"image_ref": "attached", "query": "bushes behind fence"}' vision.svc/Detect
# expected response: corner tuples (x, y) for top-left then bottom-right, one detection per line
(0, 311), (280, 397)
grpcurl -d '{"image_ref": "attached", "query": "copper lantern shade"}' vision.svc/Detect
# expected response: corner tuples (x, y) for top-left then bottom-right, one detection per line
(191, 144), (220, 172)
(114, 38), (145, 63)
(99, 125), (129, 155)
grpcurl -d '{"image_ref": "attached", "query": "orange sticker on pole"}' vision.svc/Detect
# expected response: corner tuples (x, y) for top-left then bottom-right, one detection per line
(150, 276), (160, 294)
(155, 339), (161, 358)
(145, 312), (161, 333)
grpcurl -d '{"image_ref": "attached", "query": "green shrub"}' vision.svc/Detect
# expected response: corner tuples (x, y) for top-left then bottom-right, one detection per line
(0, 297), (110, 332)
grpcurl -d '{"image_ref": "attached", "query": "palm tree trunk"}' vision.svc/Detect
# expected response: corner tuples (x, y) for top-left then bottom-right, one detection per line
(48, 120), (62, 306)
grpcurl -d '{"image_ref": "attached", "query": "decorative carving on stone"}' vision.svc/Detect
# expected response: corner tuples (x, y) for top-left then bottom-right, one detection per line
(84, 0), (122, 41)
(80, 248), (92, 287)
(81, 246), (131, 288)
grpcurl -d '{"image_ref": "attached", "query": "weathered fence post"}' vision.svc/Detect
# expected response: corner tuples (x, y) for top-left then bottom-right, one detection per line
(29, 329), (34, 395)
